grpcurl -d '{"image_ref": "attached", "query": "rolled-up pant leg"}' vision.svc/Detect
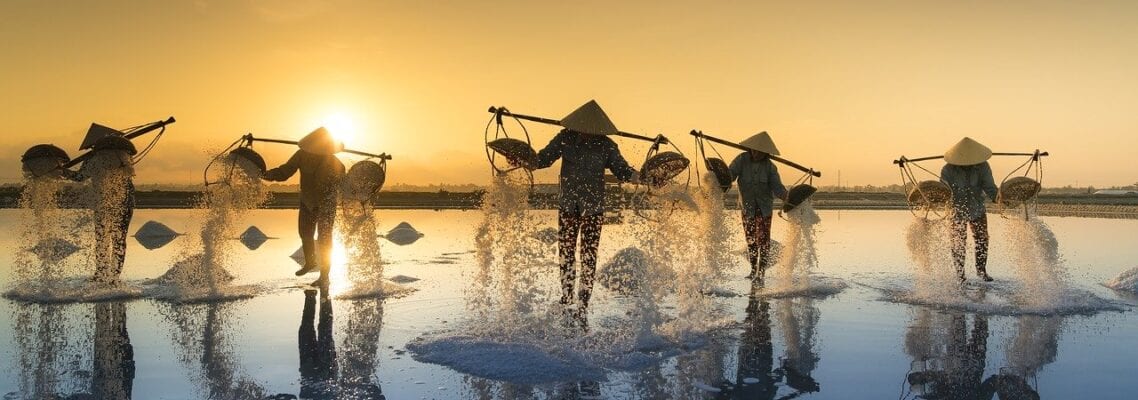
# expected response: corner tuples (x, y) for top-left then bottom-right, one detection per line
(755, 215), (773, 270)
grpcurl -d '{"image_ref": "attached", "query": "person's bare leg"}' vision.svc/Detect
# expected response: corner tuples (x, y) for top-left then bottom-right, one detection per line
(742, 214), (760, 278)
(577, 214), (604, 310)
(297, 205), (318, 277)
(558, 210), (583, 305)
(972, 215), (992, 281)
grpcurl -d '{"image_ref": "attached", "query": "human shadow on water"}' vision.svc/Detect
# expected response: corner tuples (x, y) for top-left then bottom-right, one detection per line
(289, 288), (385, 400)
(902, 309), (1044, 400)
(715, 283), (822, 399)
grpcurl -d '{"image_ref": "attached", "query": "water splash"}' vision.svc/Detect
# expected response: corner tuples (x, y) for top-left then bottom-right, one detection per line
(11, 176), (83, 288)
(692, 173), (735, 294)
(903, 217), (959, 301)
(1001, 215), (1069, 308)
(469, 171), (554, 335)
(149, 153), (268, 301)
(760, 200), (846, 298)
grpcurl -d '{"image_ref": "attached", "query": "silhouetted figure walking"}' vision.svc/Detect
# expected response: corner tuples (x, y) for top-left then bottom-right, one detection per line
(534, 101), (639, 316)
(941, 137), (998, 284)
(264, 127), (346, 287)
(728, 132), (787, 283)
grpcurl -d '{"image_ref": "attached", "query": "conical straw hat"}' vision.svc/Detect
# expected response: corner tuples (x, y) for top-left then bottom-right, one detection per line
(298, 126), (344, 155)
(80, 123), (126, 150)
(739, 131), (780, 155)
(944, 137), (991, 166)
(560, 100), (618, 135)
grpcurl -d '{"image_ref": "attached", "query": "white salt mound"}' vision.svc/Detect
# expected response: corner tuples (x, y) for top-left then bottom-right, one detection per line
(28, 238), (81, 262)
(290, 247), (306, 265)
(134, 220), (178, 238)
(384, 222), (424, 246)
(239, 226), (270, 250)
(1106, 266), (1138, 292)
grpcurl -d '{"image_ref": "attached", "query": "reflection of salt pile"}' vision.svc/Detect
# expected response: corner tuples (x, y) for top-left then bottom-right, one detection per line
(1003, 216), (1069, 308)
(905, 217), (958, 300)
(469, 171), (551, 332)
(1106, 267), (1138, 292)
(152, 153), (268, 299)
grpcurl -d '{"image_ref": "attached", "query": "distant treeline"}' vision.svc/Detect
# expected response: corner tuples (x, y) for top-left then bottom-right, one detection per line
(2, 185), (1136, 210)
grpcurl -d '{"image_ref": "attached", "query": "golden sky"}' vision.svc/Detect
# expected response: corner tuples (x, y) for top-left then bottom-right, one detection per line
(3, 1), (1137, 187)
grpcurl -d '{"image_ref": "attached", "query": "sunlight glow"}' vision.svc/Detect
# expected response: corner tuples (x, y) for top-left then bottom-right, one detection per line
(322, 112), (357, 147)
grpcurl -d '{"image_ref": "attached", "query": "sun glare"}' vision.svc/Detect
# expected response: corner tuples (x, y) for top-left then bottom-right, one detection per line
(322, 112), (357, 146)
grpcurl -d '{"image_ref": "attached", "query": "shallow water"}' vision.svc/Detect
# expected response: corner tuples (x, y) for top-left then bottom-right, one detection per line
(1, 209), (1136, 399)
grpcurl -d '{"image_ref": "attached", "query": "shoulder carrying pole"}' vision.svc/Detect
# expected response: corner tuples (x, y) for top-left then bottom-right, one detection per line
(689, 130), (821, 177)
(487, 106), (667, 144)
(63, 116), (176, 168)
(242, 134), (393, 160)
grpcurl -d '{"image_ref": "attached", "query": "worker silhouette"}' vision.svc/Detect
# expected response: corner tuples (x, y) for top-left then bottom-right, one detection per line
(941, 137), (998, 284)
(264, 127), (346, 287)
(534, 101), (639, 317)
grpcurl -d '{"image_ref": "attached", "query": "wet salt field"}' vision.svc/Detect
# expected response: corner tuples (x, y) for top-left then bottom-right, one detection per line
(2, 209), (1137, 399)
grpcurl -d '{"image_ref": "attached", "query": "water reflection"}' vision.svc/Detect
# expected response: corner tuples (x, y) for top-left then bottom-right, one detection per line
(11, 302), (134, 400)
(159, 302), (267, 399)
(903, 309), (1053, 400)
(295, 289), (385, 399)
(715, 288), (823, 399)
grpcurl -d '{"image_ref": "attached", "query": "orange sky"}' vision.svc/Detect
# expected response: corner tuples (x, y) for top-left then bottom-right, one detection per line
(3, 1), (1137, 187)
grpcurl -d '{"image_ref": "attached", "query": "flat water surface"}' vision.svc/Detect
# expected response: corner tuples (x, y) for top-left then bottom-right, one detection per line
(1, 209), (1136, 399)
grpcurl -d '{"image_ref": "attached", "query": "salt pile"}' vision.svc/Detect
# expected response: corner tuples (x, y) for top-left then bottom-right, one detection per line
(598, 247), (662, 294)
(238, 225), (269, 250)
(134, 220), (180, 250)
(383, 222), (424, 246)
(1106, 266), (1138, 292)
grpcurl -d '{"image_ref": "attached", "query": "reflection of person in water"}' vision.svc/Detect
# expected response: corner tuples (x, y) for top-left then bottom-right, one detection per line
(904, 312), (989, 400)
(729, 295), (778, 399)
(297, 289), (385, 400)
(300, 289), (339, 399)
(92, 302), (135, 400)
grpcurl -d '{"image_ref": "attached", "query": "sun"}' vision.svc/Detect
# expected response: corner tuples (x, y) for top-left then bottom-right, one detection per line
(321, 112), (357, 146)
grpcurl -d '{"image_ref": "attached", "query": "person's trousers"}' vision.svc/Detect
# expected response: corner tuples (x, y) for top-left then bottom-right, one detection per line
(93, 203), (134, 283)
(558, 210), (604, 307)
(950, 213), (989, 278)
(299, 203), (336, 279)
(742, 213), (774, 275)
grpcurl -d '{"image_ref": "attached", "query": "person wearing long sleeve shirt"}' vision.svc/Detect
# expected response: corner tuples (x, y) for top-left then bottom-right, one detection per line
(728, 132), (788, 283)
(263, 127), (346, 287)
(534, 101), (638, 316)
(941, 137), (999, 284)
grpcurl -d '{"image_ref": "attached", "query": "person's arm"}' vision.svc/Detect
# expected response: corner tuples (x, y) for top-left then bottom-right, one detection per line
(262, 151), (301, 182)
(605, 140), (638, 183)
(980, 163), (998, 202)
(534, 130), (568, 169)
(940, 164), (954, 187)
(769, 162), (787, 199)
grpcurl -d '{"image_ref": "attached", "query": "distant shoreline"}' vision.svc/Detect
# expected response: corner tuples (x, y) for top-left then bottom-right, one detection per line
(3, 188), (1136, 219)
